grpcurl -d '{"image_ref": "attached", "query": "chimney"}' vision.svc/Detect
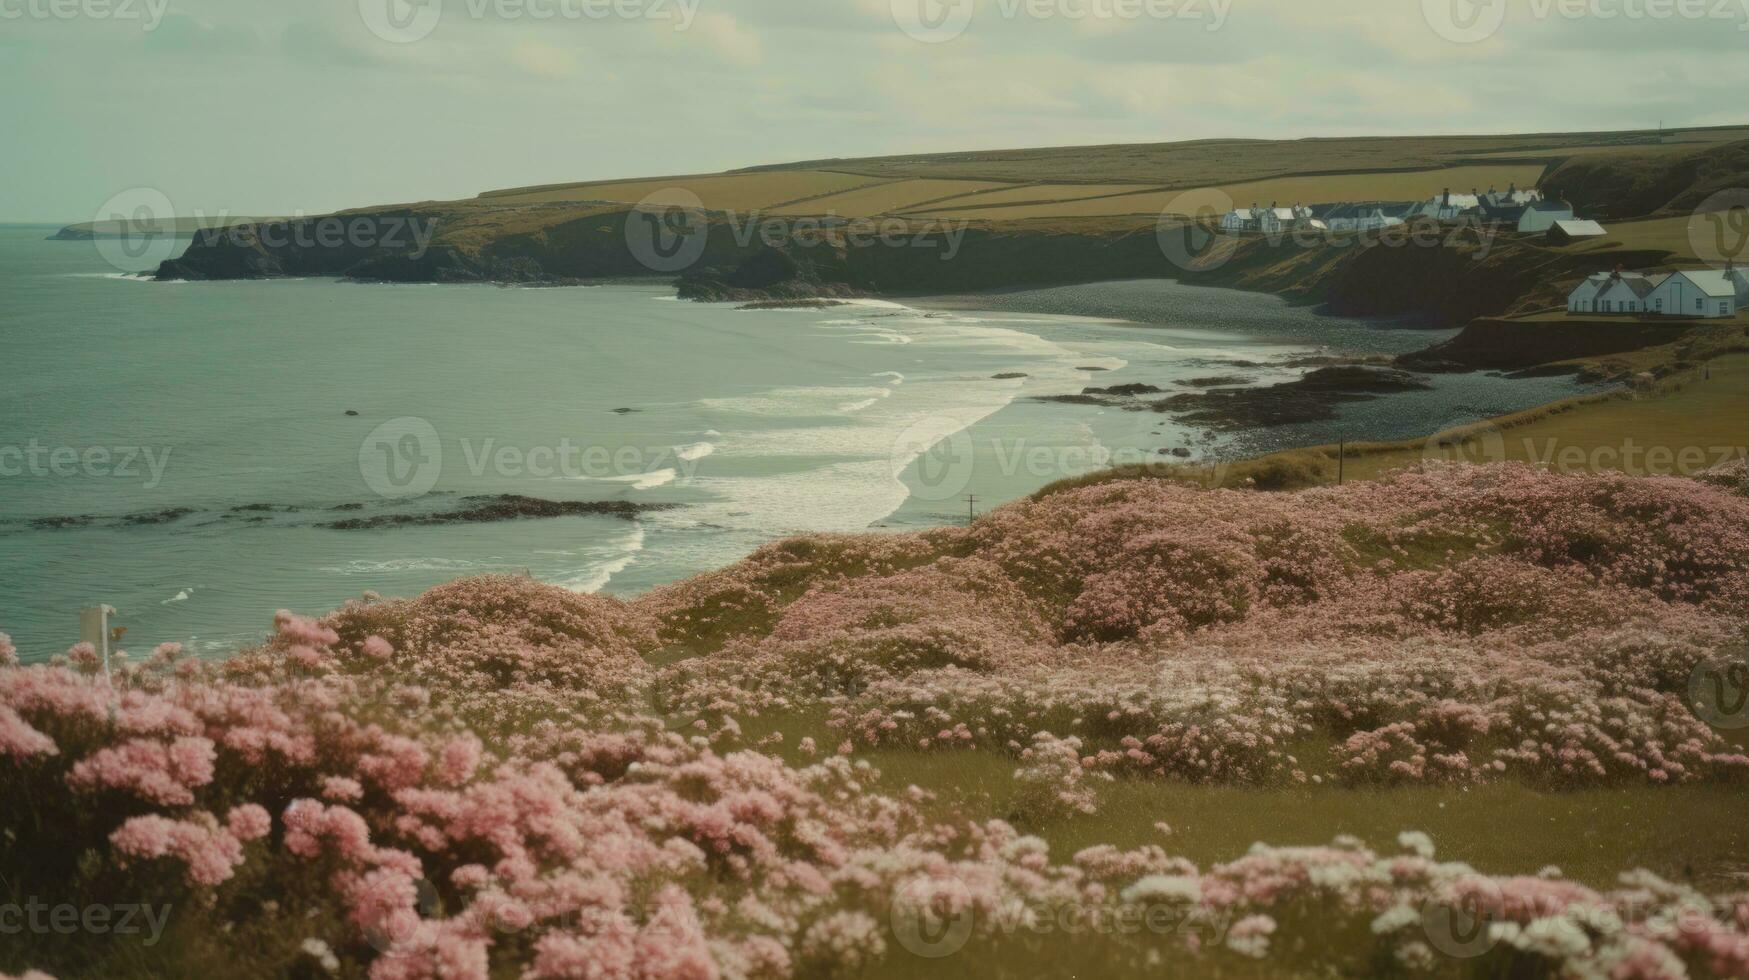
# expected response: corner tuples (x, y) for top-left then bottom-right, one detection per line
(1509, 182), (1517, 195)
(1611, 263), (1624, 281)
(1443, 187), (1451, 206)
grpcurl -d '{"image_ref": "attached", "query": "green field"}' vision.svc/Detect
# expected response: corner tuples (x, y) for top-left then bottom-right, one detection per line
(458, 125), (1749, 226)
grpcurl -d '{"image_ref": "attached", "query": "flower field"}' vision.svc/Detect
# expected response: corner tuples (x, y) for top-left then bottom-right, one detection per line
(3, 461), (1748, 979)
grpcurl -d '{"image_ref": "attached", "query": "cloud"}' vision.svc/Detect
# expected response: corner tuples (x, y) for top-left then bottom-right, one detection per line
(4, 0), (1747, 223)
(511, 39), (584, 79)
(690, 12), (764, 67)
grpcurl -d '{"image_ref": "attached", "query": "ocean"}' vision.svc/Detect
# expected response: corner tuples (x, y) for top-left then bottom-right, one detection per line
(0, 225), (1602, 659)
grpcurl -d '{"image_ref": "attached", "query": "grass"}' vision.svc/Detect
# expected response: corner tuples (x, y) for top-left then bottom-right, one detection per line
(910, 166), (1547, 221)
(765, 178), (1016, 216)
(704, 699), (1749, 901)
(1564, 213), (1721, 264)
(748, 126), (1749, 186)
(476, 169), (881, 210)
(1339, 351), (1749, 483)
(1042, 351), (1749, 496)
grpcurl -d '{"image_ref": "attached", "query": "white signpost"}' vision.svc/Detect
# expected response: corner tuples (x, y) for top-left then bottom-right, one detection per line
(79, 604), (118, 683)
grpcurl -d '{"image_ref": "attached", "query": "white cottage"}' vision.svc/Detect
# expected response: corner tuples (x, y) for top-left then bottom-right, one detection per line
(1220, 208), (1259, 232)
(1221, 204), (1313, 233)
(1547, 219), (1607, 245)
(1592, 272), (1658, 314)
(1645, 268), (1749, 319)
(1567, 274), (1607, 313)
(1517, 200), (1575, 235)
(1413, 189), (1482, 222)
(1569, 269), (1656, 314)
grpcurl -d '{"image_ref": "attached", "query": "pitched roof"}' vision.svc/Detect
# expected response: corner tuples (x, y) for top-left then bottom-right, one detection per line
(1668, 270), (1741, 298)
(1598, 276), (1657, 299)
(1551, 219), (1606, 237)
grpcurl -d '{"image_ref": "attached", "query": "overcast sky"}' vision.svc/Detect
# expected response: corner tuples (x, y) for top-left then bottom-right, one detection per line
(3, 0), (1746, 222)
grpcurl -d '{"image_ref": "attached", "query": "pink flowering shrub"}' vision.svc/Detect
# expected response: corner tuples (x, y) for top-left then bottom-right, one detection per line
(2, 463), (1748, 978)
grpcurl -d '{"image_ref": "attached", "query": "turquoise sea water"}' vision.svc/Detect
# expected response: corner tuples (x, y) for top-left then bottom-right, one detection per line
(0, 226), (1601, 659)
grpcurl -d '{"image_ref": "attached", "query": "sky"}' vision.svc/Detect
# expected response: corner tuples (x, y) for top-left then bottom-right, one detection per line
(2, 0), (1747, 223)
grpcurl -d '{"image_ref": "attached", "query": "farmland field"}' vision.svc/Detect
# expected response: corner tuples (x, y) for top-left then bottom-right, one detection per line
(464, 126), (1749, 223)
(745, 126), (1749, 185)
(764, 177), (1015, 216)
(476, 169), (884, 210)
(911, 165), (1550, 220)
(1563, 213), (1719, 263)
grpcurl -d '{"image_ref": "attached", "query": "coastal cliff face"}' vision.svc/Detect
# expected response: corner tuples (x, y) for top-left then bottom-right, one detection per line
(150, 201), (1726, 373)
(152, 205), (1580, 325)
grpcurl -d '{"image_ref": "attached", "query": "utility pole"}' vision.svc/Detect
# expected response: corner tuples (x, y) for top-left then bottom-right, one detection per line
(1337, 440), (1346, 485)
(966, 494), (979, 525)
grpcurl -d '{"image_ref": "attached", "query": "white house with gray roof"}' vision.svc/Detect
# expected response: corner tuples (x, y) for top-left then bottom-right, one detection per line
(1645, 267), (1749, 319)
(1569, 265), (1748, 318)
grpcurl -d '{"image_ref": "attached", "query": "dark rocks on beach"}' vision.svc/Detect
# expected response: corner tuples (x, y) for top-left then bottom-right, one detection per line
(345, 410), (361, 417)
(1149, 367), (1433, 429)
(320, 495), (678, 531)
(1292, 366), (1434, 394)
(1182, 376), (1251, 388)
(992, 372), (1030, 380)
(1084, 383), (1163, 397)
(736, 299), (852, 311)
(1031, 394), (1113, 406)
(611, 408), (640, 415)
(1077, 366), (1111, 372)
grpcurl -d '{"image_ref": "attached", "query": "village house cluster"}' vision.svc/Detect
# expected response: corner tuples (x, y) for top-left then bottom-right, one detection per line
(1566, 264), (1748, 319)
(1219, 181), (1744, 321)
(1217, 184), (1603, 238)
